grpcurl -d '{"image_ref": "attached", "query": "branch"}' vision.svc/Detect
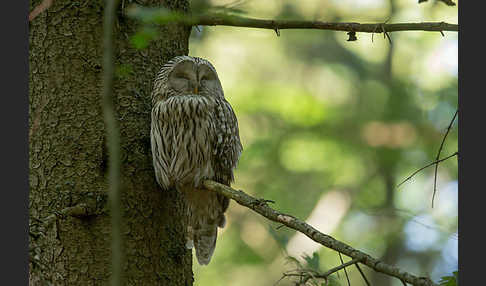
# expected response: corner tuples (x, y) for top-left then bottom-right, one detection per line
(338, 252), (351, 286)
(127, 6), (458, 35)
(29, 0), (54, 21)
(355, 263), (371, 286)
(322, 258), (361, 278)
(194, 15), (458, 34)
(418, 0), (456, 6)
(396, 151), (458, 189)
(43, 203), (94, 226)
(30, 202), (97, 269)
(279, 258), (361, 285)
(29, 202), (102, 242)
(432, 110), (458, 208)
(303, 258), (362, 284)
(204, 180), (438, 286)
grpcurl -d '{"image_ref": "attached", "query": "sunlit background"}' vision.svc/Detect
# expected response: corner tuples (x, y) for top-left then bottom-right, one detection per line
(187, 0), (458, 285)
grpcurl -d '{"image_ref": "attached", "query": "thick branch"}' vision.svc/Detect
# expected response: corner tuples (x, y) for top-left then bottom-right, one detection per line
(194, 15), (458, 34)
(127, 6), (458, 34)
(419, 0), (456, 6)
(204, 180), (438, 286)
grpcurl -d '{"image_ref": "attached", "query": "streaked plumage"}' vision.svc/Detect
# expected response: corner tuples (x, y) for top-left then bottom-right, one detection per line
(150, 56), (242, 265)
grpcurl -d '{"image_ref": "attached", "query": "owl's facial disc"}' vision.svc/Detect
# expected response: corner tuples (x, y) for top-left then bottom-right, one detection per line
(197, 65), (220, 95)
(168, 60), (198, 94)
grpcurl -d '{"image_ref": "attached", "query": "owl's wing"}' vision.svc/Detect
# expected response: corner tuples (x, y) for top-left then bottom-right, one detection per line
(212, 99), (242, 221)
(151, 100), (174, 190)
(213, 99), (243, 185)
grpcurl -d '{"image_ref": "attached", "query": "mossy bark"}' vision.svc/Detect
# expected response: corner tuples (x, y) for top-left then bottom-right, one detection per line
(29, 0), (193, 285)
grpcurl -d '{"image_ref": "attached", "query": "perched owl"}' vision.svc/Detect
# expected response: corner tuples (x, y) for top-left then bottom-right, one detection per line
(150, 56), (243, 265)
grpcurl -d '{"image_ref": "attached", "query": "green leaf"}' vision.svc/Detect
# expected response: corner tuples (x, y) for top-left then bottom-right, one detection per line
(303, 252), (320, 272)
(130, 26), (157, 50)
(438, 270), (458, 286)
(126, 5), (185, 24)
(115, 64), (133, 79)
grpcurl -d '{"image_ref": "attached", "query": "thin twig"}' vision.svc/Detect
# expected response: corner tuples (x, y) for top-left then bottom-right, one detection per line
(102, 0), (122, 285)
(339, 252), (351, 286)
(432, 109), (458, 208)
(273, 274), (286, 286)
(396, 152), (458, 188)
(355, 263), (371, 286)
(384, 31), (393, 44)
(302, 258), (363, 284)
(204, 180), (439, 286)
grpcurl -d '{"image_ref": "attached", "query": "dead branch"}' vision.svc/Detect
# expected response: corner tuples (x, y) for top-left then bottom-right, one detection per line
(29, 0), (54, 21)
(195, 15), (458, 34)
(396, 152), (458, 189)
(196, 15), (459, 34)
(432, 110), (458, 207)
(338, 252), (351, 286)
(418, 0), (456, 6)
(301, 258), (362, 284)
(204, 180), (439, 286)
(127, 6), (458, 35)
(43, 203), (94, 226)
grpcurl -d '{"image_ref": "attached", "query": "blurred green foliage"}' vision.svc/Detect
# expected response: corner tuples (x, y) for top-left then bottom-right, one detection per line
(439, 271), (458, 286)
(130, 0), (458, 285)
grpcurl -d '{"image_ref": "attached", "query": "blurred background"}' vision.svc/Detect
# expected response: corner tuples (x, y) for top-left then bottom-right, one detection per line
(188, 0), (458, 285)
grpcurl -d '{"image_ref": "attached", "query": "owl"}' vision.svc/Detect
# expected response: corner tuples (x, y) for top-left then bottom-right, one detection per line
(150, 56), (243, 265)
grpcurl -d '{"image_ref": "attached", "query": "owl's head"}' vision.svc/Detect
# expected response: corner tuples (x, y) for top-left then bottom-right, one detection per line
(152, 56), (224, 105)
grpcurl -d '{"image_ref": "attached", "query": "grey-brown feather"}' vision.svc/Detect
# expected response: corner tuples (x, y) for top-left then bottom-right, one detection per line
(150, 56), (242, 265)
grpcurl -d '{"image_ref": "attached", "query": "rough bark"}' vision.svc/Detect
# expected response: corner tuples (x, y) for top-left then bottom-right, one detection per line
(29, 0), (193, 285)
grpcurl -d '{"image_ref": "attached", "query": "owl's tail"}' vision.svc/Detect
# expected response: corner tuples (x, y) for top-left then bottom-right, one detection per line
(193, 222), (218, 265)
(181, 186), (227, 265)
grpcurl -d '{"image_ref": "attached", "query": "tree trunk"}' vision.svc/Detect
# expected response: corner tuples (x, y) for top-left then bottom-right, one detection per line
(29, 0), (193, 285)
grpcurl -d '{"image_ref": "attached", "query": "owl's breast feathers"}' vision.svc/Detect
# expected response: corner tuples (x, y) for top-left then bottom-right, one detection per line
(150, 95), (241, 190)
